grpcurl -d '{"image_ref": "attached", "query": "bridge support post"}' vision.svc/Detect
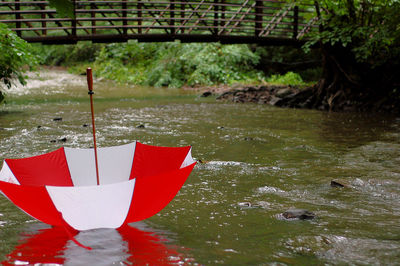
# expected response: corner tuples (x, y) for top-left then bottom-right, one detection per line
(72, 0), (77, 39)
(220, 0), (225, 35)
(180, 2), (185, 34)
(255, 0), (263, 36)
(90, 0), (96, 35)
(122, 0), (127, 36)
(170, 0), (175, 35)
(213, 0), (219, 35)
(137, 0), (142, 34)
(40, 3), (46, 36)
(293, 5), (299, 40)
(15, 0), (21, 37)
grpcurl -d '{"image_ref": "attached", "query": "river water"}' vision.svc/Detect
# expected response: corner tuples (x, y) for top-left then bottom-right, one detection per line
(1, 69), (400, 265)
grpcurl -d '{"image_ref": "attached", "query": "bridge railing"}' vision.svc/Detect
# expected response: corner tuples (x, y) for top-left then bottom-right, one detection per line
(0, 0), (317, 44)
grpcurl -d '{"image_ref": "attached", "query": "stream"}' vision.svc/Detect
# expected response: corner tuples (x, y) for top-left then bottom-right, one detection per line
(1, 68), (400, 265)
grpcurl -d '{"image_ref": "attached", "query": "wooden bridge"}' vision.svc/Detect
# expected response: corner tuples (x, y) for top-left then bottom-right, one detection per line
(0, 0), (317, 45)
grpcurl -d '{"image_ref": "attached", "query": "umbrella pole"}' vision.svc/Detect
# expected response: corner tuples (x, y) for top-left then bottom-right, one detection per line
(86, 68), (100, 186)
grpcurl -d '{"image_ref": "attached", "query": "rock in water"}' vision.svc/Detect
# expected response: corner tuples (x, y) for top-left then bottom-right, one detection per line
(201, 91), (212, 97)
(238, 202), (252, 208)
(282, 209), (315, 220)
(331, 180), (346, 188)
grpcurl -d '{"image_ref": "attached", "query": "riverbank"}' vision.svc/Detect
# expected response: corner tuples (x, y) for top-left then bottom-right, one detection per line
(194, 84), (400, 115)
(196, 84), (303, 106)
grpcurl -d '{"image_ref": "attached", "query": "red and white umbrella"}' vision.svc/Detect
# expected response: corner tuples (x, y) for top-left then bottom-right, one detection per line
(0, 68), (196, 236)
(0, 141), (195, 231)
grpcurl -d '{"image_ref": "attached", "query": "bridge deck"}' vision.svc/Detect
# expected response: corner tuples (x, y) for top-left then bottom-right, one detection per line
(0, 0), (317, 44)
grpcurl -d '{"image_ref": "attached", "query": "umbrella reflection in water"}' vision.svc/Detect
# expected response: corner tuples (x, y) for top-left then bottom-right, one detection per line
(2, 222), (191, 265)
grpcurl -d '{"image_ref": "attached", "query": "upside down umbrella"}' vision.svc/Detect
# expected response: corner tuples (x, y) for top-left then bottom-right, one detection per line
(0, 68), (196, 238)
(0, 141), (195, 231)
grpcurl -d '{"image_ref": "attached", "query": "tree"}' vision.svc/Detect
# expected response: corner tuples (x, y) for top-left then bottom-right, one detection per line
(284, 0), (400, 112)
(0, 0), (72, 103)
(0, 23), (38, 103)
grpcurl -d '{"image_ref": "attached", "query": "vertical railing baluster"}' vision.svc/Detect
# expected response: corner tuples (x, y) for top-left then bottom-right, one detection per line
(41, 3), (47, 36)
(213, 0), (218, 35)
(138, 0), (142, 34)
(122, 0), (127, 35)
(91, 0), (96, 34)
(293, 5), (299, 40)
(15, 0), (21, 37)
(255, 0), (263, 36)
(220, 0), (225, 35)
(72, 0), (77, 38)
(170, 0), (175, 35)
(180, 2), (185, 34)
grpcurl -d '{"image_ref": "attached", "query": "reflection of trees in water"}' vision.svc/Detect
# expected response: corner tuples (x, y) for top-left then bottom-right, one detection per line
(317, 112), (397, 150)
(2, 223), (188, 265)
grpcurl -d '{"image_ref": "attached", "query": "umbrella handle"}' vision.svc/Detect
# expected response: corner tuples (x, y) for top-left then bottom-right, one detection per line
(86, 68), (100, 186)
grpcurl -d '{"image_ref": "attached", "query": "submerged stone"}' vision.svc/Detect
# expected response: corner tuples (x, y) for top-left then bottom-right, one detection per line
(238, 202), (252, 207)
(282, 209), (315, 220)
(53, 117), (62, 121)
(50, 137), (67, 143)
(201, 91), (212, 97)
(238, 202), (260, 209)
(331, 180), (346, 188)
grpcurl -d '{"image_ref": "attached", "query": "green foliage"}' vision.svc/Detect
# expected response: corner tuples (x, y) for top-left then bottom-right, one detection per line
(47, 0), (74, 18)
(266, 72), (306, 86)
(254, 45), (321, 81)
(0, 23), (38, 101)
(303, 0), (400, 66)
(94, 42), (264, 88)
(33, 42), (103, 66)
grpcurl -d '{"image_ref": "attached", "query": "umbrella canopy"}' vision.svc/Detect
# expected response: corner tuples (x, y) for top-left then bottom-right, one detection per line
(0, 142), (196, 231)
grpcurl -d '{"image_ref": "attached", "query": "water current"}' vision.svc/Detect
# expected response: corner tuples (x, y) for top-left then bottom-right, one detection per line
(1, 69), (400, 265)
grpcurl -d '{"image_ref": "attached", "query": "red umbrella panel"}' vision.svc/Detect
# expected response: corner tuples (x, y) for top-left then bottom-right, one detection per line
(0, 142), (196, 231)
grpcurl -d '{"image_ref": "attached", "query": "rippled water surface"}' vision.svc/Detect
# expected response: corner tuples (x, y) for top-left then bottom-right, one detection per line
(1, 69), (400, 265)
